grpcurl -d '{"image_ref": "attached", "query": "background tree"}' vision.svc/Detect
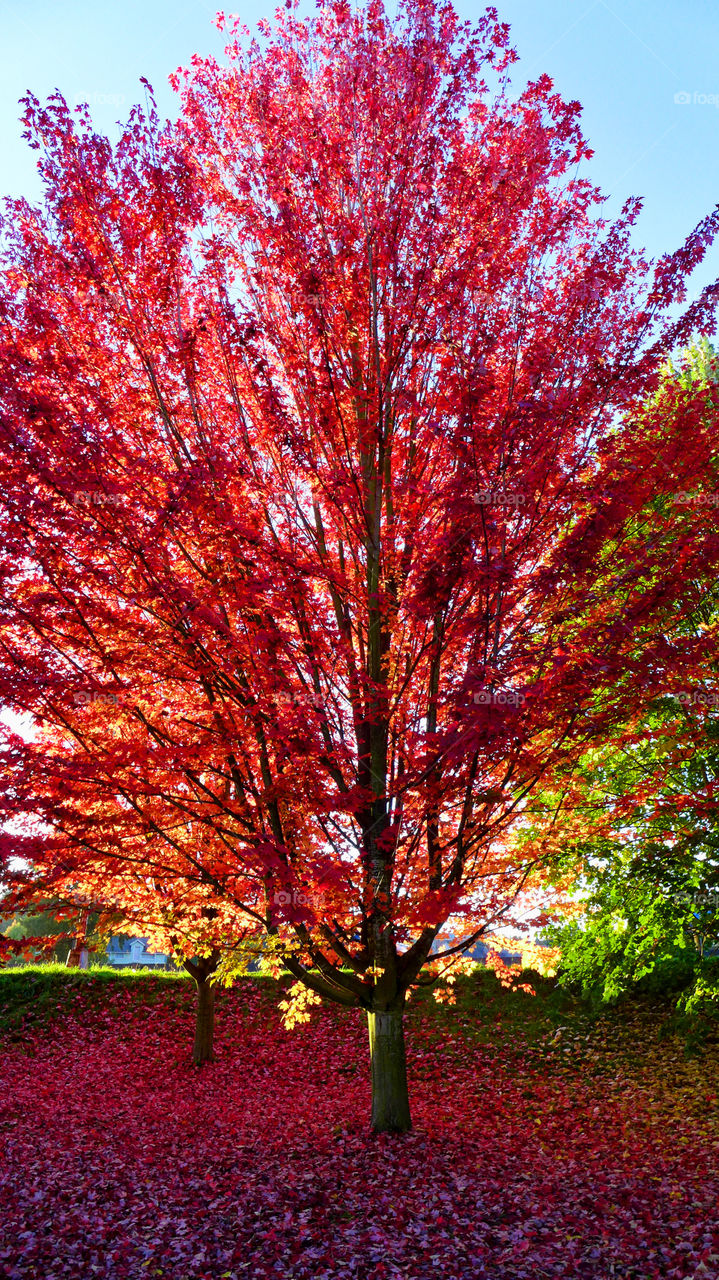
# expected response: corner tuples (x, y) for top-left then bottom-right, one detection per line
(537, 615), (719, 1007)
(0, 905), (88, 963)
(2, 0), (719, 1131)
(1, 861), (263, 1063)
(529, 341), (719, 1010)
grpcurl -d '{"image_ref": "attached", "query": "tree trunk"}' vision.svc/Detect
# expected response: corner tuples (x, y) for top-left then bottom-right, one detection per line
(192, 974), (216, 1065)
(367, 1007), (412, 1133)
(66, 910), (90, 968)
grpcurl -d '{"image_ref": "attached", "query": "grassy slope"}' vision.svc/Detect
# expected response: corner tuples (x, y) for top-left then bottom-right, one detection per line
(0, 964), (188, 1038)
(1, 961), (715, 1079)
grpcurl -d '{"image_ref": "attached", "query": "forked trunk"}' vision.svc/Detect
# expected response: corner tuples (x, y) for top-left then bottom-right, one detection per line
(192, 975), (215, 1065)
(367, 1007), (412, 1133)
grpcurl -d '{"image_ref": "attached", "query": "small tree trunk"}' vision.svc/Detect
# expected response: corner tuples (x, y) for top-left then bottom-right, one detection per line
(181, 949), (221, 1065)
(192, 974), (216, 1065)
(66, 909), (91, 968)
(367, 1007), (412, 1133)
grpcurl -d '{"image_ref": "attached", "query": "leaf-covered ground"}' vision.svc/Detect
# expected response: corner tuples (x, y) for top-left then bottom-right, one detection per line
(0, 968), (718, 1279)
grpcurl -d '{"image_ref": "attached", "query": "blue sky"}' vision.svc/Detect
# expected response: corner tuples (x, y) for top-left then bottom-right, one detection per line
(2, 0), (719, 298)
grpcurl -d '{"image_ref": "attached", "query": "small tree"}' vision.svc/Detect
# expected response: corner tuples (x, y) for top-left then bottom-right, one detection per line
(0, 837), (263, 1063)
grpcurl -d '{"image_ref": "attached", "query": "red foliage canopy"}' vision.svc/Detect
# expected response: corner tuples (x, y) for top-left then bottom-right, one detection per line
(1, 0), (719, 1035)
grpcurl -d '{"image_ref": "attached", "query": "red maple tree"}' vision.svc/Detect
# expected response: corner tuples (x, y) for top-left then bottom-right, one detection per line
(2, 0), (719, 1130)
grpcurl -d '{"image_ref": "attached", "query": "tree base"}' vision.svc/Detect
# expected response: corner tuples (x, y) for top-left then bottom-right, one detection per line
(367, 1008), (412, 1133)
(192, 975), (216, 1065)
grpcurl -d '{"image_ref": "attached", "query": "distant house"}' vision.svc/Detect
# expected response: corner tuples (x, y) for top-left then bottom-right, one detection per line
(106, 936), (169, 968)
(431, 935), (555, 968)
(431, 935), (521, 964)
(467, 939), (523, 965)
